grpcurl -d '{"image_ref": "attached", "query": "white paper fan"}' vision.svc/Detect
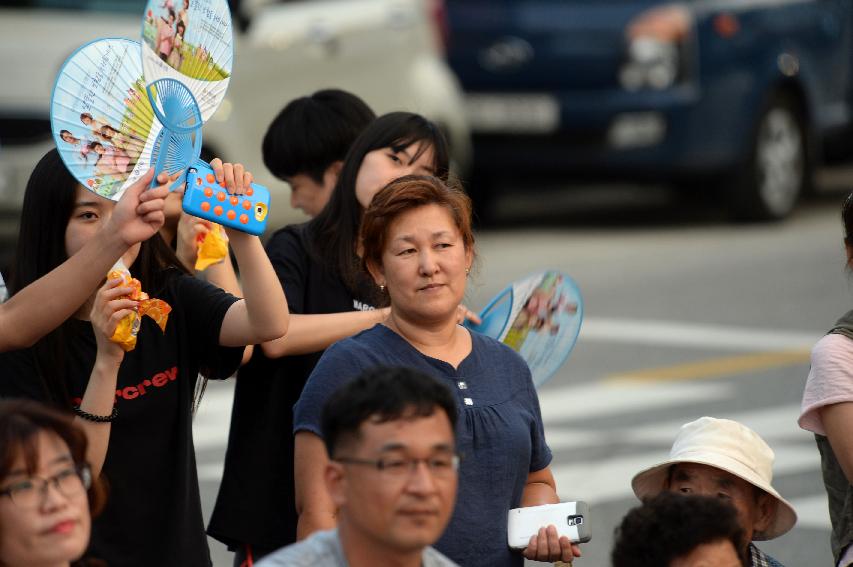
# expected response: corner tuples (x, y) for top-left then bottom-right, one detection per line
(51, 38), (163, 201)
(141, 0), (233, 122)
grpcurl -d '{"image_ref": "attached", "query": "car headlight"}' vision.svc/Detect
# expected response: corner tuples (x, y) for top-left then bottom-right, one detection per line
(619, 4), (693, 91)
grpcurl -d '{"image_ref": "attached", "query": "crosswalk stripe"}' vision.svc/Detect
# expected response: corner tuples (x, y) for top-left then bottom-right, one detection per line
(581, 317), (820, 352)
(538, 380), (734, 422)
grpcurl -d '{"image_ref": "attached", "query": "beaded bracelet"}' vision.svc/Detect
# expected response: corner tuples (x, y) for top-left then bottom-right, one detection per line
(72, 405), (118, 423)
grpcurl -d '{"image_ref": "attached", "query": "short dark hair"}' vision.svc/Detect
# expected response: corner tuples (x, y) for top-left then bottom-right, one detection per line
(612, 492), (745, 567)
(321, 366), (457, 457)
(261, 89), (375, 183)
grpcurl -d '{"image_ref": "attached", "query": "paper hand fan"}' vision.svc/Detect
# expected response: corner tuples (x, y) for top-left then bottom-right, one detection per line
(141, 0), (233, 122)
(51, 38), (162, 201)
(464, 271), (583, 387)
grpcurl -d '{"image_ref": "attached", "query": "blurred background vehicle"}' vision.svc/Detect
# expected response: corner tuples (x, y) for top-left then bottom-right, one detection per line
(0, 0), (470, 271)
(447, 0), (853, 222)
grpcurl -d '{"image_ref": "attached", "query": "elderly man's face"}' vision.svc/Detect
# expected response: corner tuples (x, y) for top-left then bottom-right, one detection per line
(327, 409), (458, 554)
(668, 463), (773, 548)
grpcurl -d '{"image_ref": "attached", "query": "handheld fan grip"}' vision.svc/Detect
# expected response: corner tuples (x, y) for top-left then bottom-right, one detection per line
(146, 78), (203, 188)
(185, 162), (270, 236)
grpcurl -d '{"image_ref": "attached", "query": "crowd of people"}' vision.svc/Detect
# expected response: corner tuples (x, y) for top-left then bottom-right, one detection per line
(0, 87), (850, 567)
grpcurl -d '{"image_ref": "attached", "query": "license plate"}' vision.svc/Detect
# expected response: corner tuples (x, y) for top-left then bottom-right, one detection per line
(465, 94), (560, 134)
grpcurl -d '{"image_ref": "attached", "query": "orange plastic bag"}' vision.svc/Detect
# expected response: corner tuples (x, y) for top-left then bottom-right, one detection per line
(195, 223), (228, 271)
(107, 261), (172, 352)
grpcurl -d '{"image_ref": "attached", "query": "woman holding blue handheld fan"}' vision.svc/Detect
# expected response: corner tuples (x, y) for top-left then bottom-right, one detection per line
(291, 175), (582, 567)
(0, 148), (289, 567)
(208, 112), (481, 564)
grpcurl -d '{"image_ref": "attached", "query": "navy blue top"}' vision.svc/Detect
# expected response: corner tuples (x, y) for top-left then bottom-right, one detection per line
(294, 324), (552, 567)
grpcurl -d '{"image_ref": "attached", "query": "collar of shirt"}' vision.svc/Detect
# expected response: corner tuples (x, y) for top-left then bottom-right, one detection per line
(749, 542), (784, 567)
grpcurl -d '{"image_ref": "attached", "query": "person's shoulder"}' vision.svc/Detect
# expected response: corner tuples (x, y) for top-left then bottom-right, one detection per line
(470, 330), (528, 368)
(271, 221), (311, 241)
(330, 324), (386, 351)
(749, 542), (785, 567)
(267, 222), (310, 249)
(256, 530), (343, 567)
(813, 332), (853, 359)
(423, 545), (461, 567)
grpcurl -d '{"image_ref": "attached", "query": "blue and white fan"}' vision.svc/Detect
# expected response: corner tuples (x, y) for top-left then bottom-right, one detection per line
(50, 38), (162, 200)
(465, 271), (584, 387)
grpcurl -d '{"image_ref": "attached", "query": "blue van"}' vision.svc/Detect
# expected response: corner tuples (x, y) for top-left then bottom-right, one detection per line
(447, 0), (853, 220)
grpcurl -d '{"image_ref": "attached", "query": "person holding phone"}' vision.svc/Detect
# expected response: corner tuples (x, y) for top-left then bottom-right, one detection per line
(293, 175), (581, 566)
(0, 149), (288, 567)
(0, 167), (169, 352)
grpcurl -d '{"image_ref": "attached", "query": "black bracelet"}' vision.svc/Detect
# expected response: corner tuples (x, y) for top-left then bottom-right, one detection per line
(72, 405), (118, 423)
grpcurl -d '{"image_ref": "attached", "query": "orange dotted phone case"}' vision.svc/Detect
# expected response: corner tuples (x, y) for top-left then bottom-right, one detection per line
(184, 163), (270, 236)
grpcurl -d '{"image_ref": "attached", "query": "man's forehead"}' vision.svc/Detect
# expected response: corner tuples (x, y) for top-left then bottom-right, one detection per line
(673, 463), (741, 486)
(357, 411), (454, 448)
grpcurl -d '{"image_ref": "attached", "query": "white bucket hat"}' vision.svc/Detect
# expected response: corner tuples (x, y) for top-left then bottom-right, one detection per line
(631, 416), (797, 540)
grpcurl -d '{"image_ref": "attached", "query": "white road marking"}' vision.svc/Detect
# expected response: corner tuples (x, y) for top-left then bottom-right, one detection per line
(581, 317), (820, 352)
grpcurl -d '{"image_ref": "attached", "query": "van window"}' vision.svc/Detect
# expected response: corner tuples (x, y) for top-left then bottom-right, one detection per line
(0, 1), (145, 13)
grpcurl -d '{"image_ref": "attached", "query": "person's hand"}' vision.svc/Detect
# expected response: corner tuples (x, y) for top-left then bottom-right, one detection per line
(456, 303), (482, 326)
(209, 158), (253, 196)
(90, 277), (137, 364)
(106, 169), (180, 247)
(175, 213), (212, 270)
(522, 525), (582, 563)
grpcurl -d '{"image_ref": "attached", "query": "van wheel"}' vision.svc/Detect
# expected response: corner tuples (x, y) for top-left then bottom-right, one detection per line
(730, 92), (808, 221)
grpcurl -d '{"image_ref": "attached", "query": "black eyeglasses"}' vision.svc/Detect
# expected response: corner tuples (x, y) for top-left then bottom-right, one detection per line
(0, 465), (92, 509)
(335, 454), (460, 479)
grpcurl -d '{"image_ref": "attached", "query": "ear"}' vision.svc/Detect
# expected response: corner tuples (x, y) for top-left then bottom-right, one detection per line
(365, 257), (385, 288)
(752, 492), (776, 535)
(323, 161), (344, 191)
(464, 247), (474, 274)
(325, 461), (348, 509)
(845, 242), (853, 269)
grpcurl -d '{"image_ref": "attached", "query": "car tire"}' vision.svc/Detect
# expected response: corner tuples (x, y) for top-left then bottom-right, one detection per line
(729, 92), (809, 221)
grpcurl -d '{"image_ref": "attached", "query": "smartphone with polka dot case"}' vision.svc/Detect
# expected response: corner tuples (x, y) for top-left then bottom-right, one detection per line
(184, 162), (270, 236)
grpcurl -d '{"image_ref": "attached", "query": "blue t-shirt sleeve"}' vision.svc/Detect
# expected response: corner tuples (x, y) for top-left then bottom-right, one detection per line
(293, 340), (370, 437)
(525, 372), (552, 472)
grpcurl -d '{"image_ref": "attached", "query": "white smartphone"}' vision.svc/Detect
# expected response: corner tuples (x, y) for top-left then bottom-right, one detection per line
(507, 501), (591, 549)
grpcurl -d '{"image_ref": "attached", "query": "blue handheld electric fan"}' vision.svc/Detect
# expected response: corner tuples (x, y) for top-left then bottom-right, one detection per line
(146, 78), (203, 187)
(145, 77), (271, 235)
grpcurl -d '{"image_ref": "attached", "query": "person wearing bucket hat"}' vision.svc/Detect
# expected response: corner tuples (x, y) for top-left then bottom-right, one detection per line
(631, 417), (797, 567)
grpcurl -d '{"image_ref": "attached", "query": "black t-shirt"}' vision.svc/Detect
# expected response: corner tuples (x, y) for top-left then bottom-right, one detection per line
(0, 270), (242, 567)
(208, 223), (378, 550)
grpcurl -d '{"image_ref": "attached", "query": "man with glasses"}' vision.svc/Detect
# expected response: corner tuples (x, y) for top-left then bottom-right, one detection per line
(257, 365), (459, 567)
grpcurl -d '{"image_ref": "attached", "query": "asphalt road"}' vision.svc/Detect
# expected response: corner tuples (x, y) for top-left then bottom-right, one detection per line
(195, 185), (849, 566)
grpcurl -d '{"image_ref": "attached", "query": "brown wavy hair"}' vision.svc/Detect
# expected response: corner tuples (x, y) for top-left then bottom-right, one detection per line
(360, 175), (476, 276)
